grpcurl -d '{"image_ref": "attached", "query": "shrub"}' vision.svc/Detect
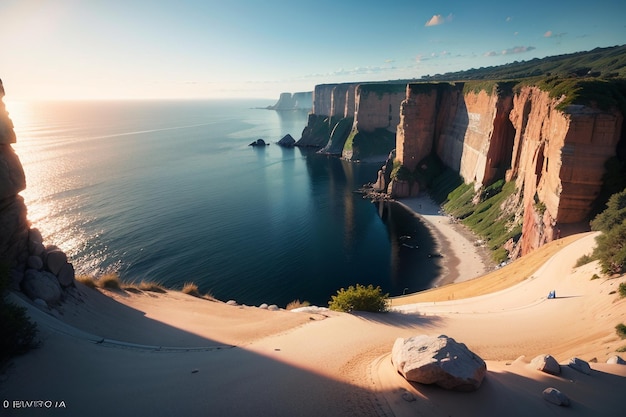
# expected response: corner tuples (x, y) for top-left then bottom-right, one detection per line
(328, 284), (389, 313)
(181, 282), (202, 298)
(575, 254), (595, 267)
(591, 187), (626, 275)
(619, 282), (626, 298)
(616, 323), (626, 339)
(286, 299), (310, 310)
(0, 263), (38, 365)
(617, 345), (626, 353)
(593, 221), (626, 275)
(76, 275), (97, 289)
(138, 280), (166, 293)
(98, 273), (122, 290)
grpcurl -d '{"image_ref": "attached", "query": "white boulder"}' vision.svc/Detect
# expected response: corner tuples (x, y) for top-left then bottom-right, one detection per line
(391, 334), (487, 391)
(531, 354), (561, 375)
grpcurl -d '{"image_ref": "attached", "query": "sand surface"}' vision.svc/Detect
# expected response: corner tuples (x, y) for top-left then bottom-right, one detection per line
(2, 218), (626, 416)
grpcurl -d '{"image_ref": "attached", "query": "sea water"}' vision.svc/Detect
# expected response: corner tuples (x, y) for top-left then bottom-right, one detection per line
(9, 99), (440, 306)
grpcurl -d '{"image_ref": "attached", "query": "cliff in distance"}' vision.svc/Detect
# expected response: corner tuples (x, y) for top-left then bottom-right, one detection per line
(267, 91), (313, 111)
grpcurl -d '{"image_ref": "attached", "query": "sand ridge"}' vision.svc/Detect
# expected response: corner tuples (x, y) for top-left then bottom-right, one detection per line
(2, 209), (625, 416)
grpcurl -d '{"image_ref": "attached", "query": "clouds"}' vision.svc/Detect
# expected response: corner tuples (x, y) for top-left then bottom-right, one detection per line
(484, 46), (536, 57)
(544, 30), (567, 38)
(425, 14), (453, 27)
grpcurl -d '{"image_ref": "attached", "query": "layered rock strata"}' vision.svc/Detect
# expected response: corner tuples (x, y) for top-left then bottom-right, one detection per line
(299, 82), (405, 160)
(393, 82), (623, 254)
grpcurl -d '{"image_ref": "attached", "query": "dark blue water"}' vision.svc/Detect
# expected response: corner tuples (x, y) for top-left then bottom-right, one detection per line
(12, 99), (440, 306)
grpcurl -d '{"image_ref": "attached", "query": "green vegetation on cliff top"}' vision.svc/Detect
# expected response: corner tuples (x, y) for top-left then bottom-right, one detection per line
(424, 44), (626, 112)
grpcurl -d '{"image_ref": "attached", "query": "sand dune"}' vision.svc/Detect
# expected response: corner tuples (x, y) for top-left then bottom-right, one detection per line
(2, 216), (625, 416)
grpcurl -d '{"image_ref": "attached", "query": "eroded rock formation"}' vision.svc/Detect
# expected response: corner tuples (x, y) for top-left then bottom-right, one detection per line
(0, 79), (28, 274)
(0, 80), (76, 304)
(393, 82), (623, 255)
(298, 82), (405, 160)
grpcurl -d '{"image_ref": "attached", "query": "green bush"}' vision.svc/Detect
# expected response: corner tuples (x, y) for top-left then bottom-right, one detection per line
(619, 282), (626, 298)
(0, 263), (38, 365)
(591, 187), (626, 275)
(328, 284), (389, 313)
(575, 254), (595, 267)
(616, 323), (626, 339)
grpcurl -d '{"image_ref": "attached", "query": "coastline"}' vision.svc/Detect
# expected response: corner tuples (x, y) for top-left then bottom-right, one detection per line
(396, 194), (494, 288)
(4, 232), (626, 417)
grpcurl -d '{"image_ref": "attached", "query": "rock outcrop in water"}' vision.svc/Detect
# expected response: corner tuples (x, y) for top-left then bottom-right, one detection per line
(0, 79), (75, 303)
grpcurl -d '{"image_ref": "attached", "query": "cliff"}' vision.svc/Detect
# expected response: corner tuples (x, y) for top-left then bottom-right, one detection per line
(298, 82), (406, 161)
(267, 91), (312, 111)
(391, 80), (624, 257)
(0, 80), (76, 305)
(0, 80), (28, 272)
(508, 88), (623, 254)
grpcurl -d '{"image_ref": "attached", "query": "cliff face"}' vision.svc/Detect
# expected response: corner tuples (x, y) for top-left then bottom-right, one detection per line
(0, 80), (76, 304)
(268, 91), (312, 111)
(0, 80), (28, 272)
(300, 82), (405, 160)
(394, 82), (623, 255)
(507, 87), (623, 254)
(353, 84), (405, 133)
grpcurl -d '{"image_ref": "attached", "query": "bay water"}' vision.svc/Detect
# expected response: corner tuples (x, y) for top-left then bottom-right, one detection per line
(9, 99), (440, 307)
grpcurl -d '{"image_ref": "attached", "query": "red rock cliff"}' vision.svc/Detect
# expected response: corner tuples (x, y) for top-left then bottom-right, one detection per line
(395, 82), (622, 254)
(508, 87), (623, 254)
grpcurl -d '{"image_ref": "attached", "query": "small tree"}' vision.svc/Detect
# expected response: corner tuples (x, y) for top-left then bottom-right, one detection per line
(592, 187), (626, 275)
(328, 284), (389, 313)
(0, 263), (38, 365)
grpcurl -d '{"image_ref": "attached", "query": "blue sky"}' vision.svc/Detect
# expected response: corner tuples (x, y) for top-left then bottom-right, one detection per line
(1, 0), (625, 100)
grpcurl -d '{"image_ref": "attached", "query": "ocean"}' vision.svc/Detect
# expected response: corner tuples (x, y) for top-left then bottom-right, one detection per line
(9, 99), (440, 307)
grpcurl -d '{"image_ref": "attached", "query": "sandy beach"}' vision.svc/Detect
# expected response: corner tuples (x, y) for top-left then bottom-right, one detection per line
(397, 195), (494, 285)
(2, 207), (625, 416)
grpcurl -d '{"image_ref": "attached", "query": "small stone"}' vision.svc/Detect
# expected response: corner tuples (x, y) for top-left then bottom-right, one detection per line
(531, 354), (561, 375)
(21, 269), (62, 304)
(568, 357), (591, 375)
(258, 303), (268, 309)
(607, 355), (626, 365)
(57, 262), (75, 287)
(401, 391), (416, 402)
(268, 304), (279, 311)
(27, 255), (43, 271)
(542, 387), (570, 406)
(34, 298), (48, 308)
(226, 300), (238, 306)
(45, 249), (68, 275)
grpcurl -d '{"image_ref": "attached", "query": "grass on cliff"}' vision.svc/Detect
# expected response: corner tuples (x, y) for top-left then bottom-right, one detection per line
(441, 178), (521, 263)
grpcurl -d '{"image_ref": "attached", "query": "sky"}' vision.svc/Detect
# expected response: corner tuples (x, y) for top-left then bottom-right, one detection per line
(1, 0), (625, 101)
